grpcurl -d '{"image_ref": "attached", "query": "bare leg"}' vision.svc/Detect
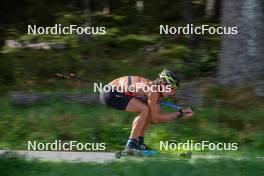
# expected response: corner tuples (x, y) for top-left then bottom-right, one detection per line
(125, 98), (149, 139)
(139, 116), (151, 136)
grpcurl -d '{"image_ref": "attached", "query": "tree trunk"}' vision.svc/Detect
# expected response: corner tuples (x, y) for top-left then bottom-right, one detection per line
(103, 0), (110, 14)
(218, 0), (264, 95)
(205, 0), (216, 18)
(79, 0), (92, 43)
(181, 0), (199, 46)
(136, 1), (144, 12)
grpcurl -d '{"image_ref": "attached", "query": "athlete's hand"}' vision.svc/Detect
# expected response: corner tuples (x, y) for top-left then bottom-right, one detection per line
(181, 108), (193, 119)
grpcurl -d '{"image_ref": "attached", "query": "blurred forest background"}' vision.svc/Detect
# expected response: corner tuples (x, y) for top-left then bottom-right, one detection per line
(0, 0), (263, 155)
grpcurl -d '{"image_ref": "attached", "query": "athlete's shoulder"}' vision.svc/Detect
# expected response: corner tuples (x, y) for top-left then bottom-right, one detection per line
(131, 76), (152, 82)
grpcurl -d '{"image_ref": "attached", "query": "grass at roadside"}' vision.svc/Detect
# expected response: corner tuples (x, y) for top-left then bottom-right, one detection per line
(0, 154), (263, 176)
(0, 94), (263, 155)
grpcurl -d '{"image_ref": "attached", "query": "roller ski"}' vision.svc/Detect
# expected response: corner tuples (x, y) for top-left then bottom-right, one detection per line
(115, 143), (158, 159)
(115, 149), (158, 159)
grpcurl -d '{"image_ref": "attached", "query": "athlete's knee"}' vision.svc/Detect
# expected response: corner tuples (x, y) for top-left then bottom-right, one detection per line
(139, 105), (149, 117)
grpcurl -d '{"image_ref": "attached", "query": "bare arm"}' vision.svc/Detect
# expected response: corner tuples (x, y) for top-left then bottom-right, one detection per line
(147, 92), (181, 123)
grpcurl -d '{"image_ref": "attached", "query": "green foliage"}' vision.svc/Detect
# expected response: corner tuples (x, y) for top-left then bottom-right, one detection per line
(0, 154), (263, 176)
(0, 102), (128, 150)
(0, 94), (263, 154)
(0, 54), (15, 92)
(1, 30), (220, 92)
(204, 86), (263, 108)
(0, 0), (222, 91)
(0, 0), (262, 161)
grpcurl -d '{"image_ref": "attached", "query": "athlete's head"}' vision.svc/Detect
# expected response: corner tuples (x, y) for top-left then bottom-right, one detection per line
(157, 69), (181, 97)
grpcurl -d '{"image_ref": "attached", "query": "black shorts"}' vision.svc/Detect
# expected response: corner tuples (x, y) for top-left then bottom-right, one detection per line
(100, 89), (133, 110)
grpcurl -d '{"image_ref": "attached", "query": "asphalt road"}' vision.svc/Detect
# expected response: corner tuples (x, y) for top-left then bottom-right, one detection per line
(0, 150), (263, 163)
(0, 150), (115, 163)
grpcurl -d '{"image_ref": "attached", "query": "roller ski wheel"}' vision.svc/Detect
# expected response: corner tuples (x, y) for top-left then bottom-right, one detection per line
(178, 151), (192, 159)
(115, 151), (123, 159)
(115, 149), (143, 159)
